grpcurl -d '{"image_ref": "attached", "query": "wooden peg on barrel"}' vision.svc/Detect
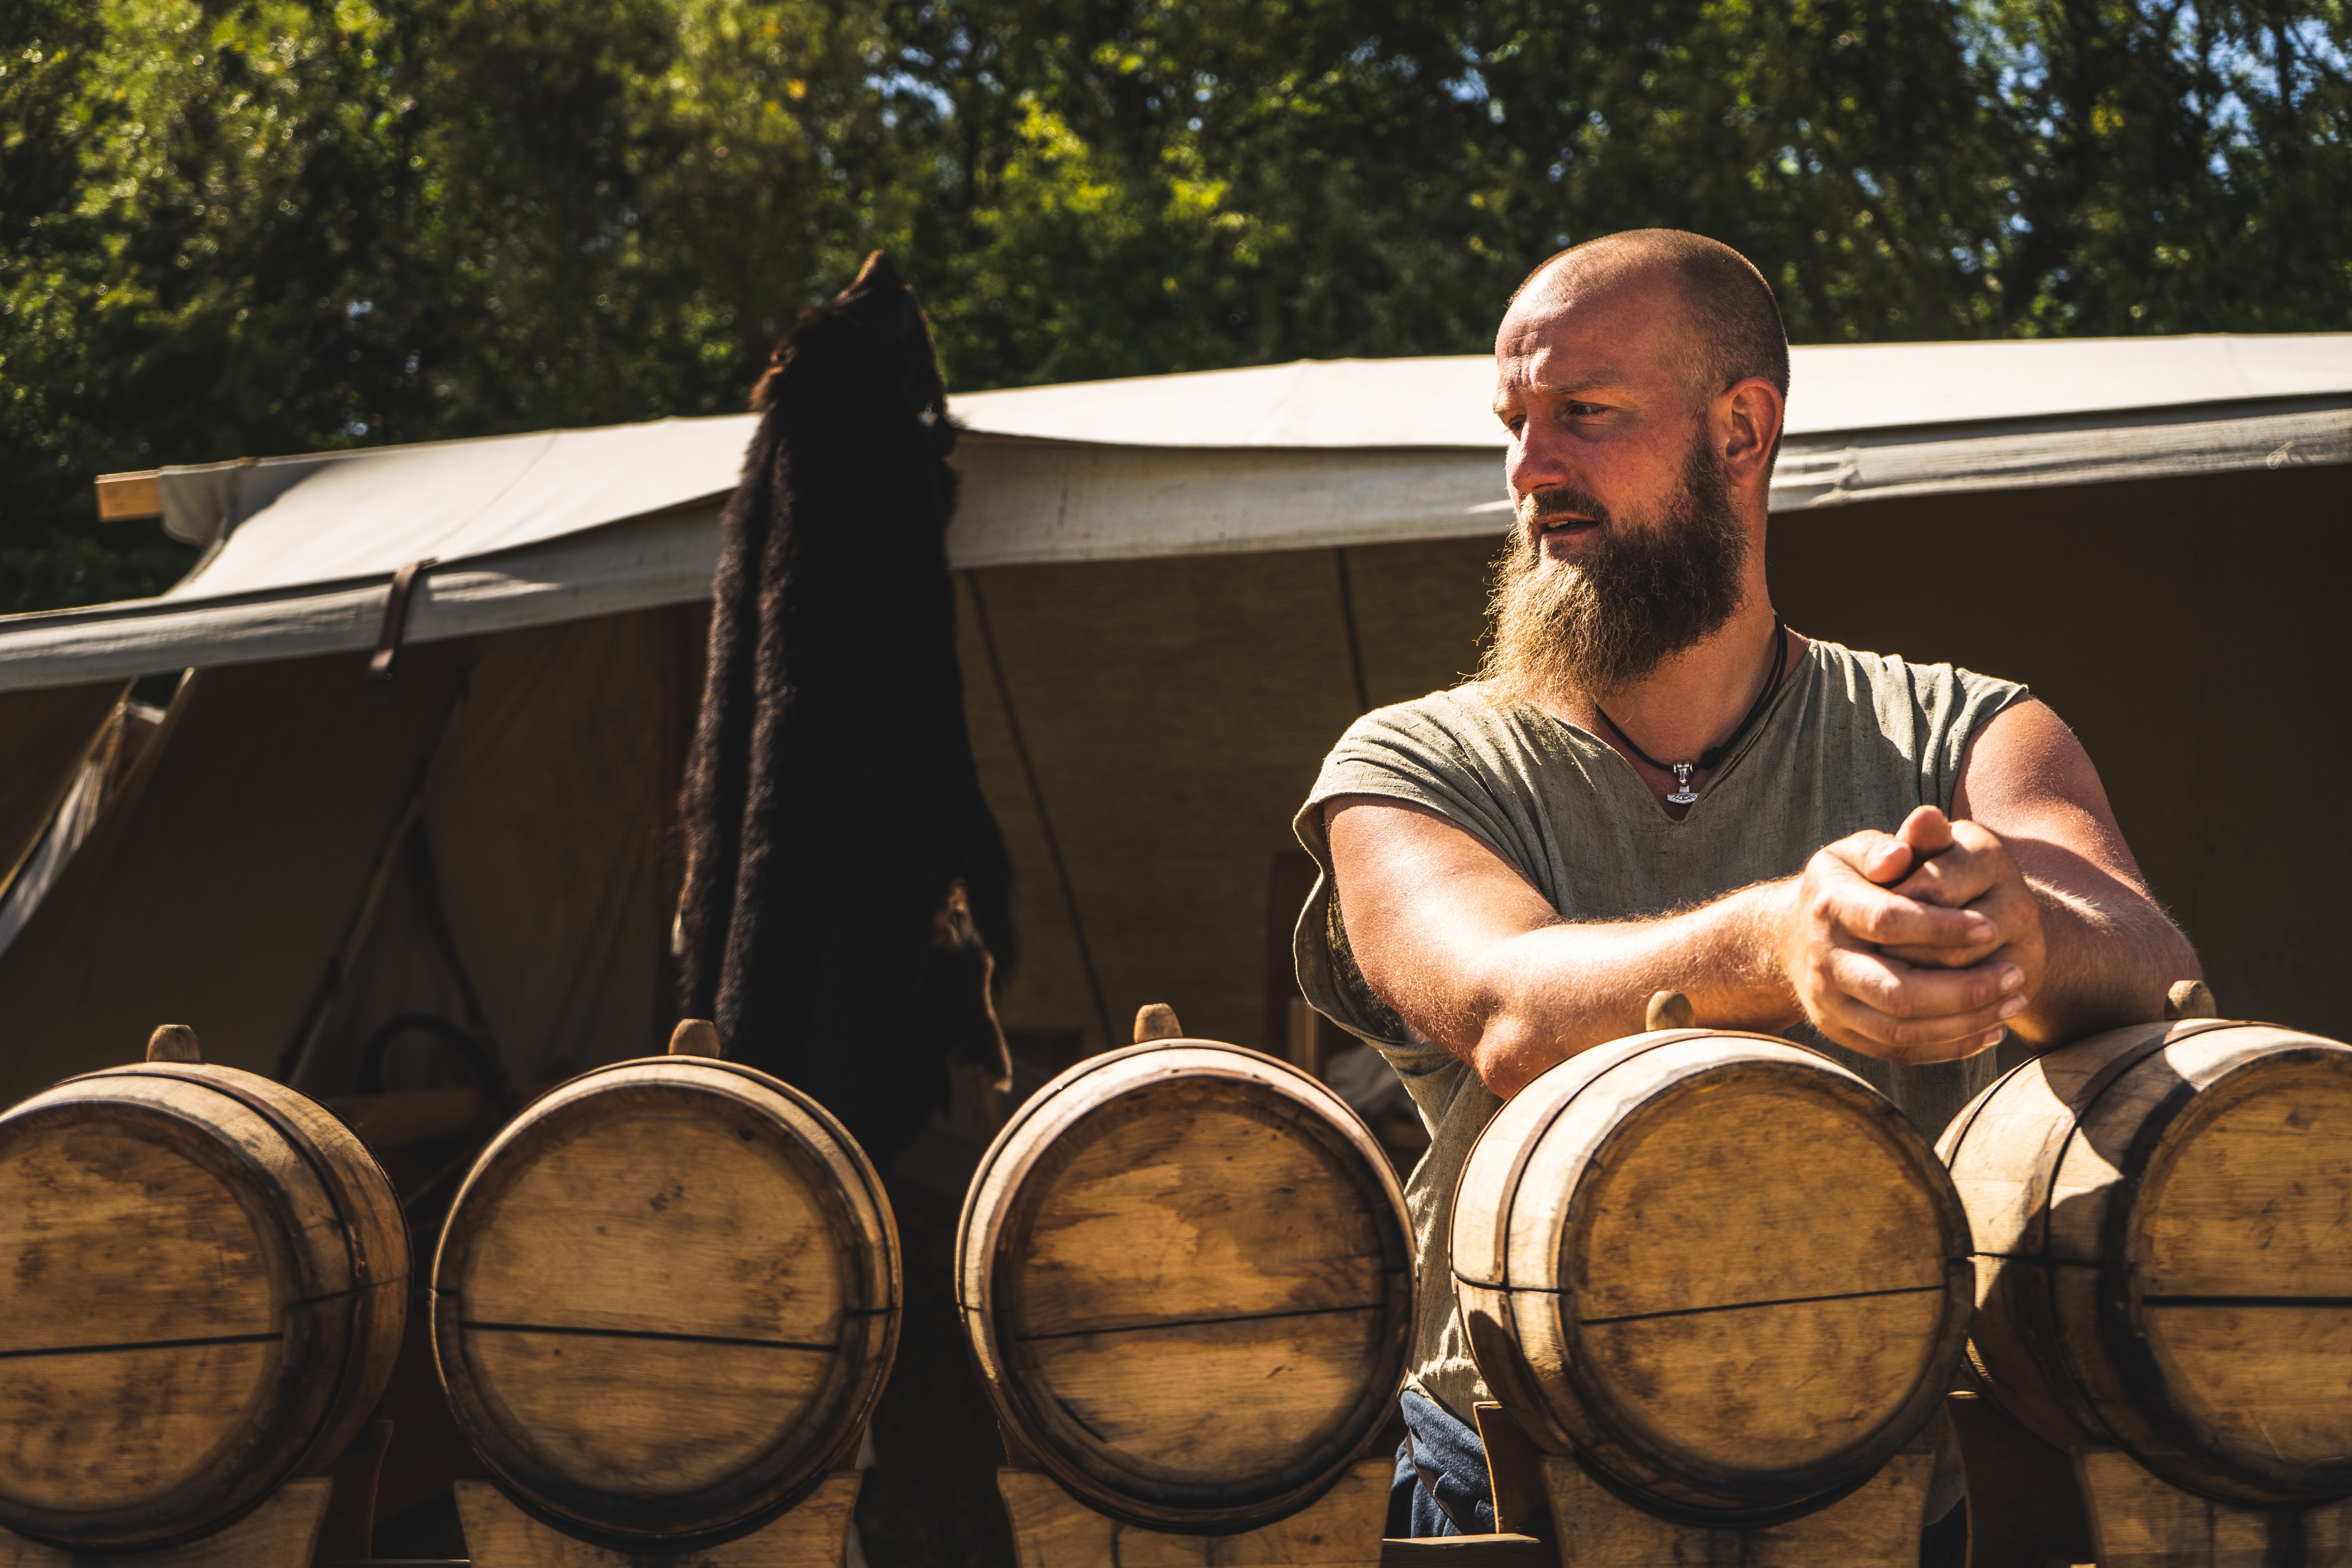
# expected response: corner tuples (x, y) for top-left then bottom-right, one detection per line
(1132, 1002), (1185, 1042)
(1642, 989), (1695, 1031)
(146, 1022), (203, 1062)
(666, 1017), (723, 1057)
(2163, 978), (2218, 1020)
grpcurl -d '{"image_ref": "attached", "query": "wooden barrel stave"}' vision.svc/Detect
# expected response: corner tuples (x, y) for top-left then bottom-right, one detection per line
(0, 1058), (406, 1551)
(432, 1056), (898, 1549)
(1455, 1031), (1974, 1525)
(1942, 1019), (2352, 1505)
(958, 1040), (1413, 1533)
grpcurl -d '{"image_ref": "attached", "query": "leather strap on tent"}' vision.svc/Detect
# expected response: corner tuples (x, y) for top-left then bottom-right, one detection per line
(367, 558), (438, 682)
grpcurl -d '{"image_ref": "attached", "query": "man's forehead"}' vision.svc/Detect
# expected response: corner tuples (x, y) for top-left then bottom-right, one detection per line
(1492, 336), (1630, 400)
(1494, 292), (1678, 401)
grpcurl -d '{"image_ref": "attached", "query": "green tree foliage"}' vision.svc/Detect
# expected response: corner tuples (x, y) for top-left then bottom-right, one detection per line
(4, 0), (2345, 613)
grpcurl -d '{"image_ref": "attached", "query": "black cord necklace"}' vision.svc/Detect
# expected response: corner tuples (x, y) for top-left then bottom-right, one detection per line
(1594, 613), (1787, 807)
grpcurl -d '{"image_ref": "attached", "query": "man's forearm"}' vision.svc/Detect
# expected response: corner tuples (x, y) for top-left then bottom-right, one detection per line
(2008, 878), (2201, 1048)
(1450, 880), (1803, 1096)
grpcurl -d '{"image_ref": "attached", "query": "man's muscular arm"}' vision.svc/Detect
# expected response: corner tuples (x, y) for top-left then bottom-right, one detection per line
(1324, 698), (2195, 1098)
(1915, 698), (2200, 1046)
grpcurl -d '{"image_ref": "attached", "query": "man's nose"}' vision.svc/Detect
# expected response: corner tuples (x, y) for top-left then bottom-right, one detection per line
(1506, 414), (1575, 499)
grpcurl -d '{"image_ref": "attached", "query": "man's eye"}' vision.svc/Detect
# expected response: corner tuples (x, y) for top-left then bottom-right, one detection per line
(1564, 401), (1604, 417)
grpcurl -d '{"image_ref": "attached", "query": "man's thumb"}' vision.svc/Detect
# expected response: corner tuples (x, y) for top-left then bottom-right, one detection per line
(1898, 804), (1956, 858)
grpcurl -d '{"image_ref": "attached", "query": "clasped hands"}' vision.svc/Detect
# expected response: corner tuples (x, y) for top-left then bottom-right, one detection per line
(1785, 805), (2045, 1063)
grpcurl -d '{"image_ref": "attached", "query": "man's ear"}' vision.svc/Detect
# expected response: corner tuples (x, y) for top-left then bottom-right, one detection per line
(1717, 376), (1784, 488)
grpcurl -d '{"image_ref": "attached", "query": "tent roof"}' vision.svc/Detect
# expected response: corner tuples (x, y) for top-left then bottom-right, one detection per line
(3, 333), (2347, 692)
(948, 332), (2352, 448)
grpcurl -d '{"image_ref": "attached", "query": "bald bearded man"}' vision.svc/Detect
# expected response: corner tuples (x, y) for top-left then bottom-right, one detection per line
(1290, 230), (2198, 1544)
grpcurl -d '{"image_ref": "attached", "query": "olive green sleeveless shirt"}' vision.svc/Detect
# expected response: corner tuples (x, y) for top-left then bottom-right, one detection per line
(1292, 637), (2028, 1421)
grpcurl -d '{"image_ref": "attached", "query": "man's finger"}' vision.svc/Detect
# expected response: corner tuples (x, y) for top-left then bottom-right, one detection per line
(1838, 831), (1913, 887)
(1897, 805), (1955, 860)
(1879, 936), (2004, 969)
(1815, 866), (2000, 950)
(1824, 947), (2026, 1023)
(1887, 820), (2012, 909)
(1810, 974), (2018, 1058)
(1811, 983), (2009, 1060)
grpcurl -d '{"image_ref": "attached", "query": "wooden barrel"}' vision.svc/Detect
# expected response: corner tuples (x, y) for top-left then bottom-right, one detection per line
(957, 1038), (1414, 1532)
(1938, 1015), (2352, 1505)
(1453, 1029), (1973, 1525)
(0, 1026), (407, 1551)
(430, 1026), (899, 1551)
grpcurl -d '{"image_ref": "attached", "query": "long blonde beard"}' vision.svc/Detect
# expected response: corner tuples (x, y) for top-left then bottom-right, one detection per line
(1478, 435), (1749, 711)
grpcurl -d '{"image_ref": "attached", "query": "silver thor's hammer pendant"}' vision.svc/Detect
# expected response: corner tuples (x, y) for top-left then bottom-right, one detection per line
(1667, 762), (1699, 806)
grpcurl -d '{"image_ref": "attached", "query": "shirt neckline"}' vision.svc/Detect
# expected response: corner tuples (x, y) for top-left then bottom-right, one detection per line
(1504, 640), (1824, 827)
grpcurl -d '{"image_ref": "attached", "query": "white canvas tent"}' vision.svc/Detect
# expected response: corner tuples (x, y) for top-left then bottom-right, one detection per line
(2, 332), (2348, 1116)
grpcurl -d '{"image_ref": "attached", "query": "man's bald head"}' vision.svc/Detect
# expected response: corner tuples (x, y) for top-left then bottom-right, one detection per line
(1512, 230), (1788, 406)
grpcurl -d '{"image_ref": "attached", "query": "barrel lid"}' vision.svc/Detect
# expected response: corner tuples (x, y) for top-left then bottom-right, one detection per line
(1452, 1029), (1973, 1521)
(0, 1040), (406, 1550)
(432, 1053), (899, 1550)
(957, 1038), (1413, 1532)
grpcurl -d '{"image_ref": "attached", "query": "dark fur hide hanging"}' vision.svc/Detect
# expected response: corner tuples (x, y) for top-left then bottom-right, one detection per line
(676, 252), (1016, 1164)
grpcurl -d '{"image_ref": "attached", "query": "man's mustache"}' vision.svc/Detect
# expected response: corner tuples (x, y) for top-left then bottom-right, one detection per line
(1519, 488), (1614, 535)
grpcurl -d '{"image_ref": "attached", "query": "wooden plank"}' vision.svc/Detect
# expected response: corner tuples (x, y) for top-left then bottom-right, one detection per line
(455, 1474), (861, 1567)
(2077, 1448), (2352, 1567)
(1941, 1392), (2093, 1568)
(1473, 1405), (1548, 1541)
(0, 1478), (330, 1568)
(93, 472), (162, 522)
(1539, 1448), (1935, 1568)
(312, 1420), (392, 1562)
(998, 1458), (1390, 1567)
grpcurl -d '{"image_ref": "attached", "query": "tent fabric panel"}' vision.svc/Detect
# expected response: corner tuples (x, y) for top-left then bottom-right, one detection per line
(0, 681), (128, 898)
(951, 357), (1501, 450)
(0, 646), (470, 1104)
(949, 440), (1507, 569)
(951, 573), (1118, 1060)
(1773, 401), (2351, 509)
(955, 541), (1494, 1059)
(0, 614), (690, 1108)
(287, 611), (686, 1094)
(155, 416), (751, 559)
(0, 510), (719, 695)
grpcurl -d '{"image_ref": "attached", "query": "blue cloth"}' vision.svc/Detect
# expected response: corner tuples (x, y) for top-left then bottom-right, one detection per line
(1389, 1389), (1494, 1537)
